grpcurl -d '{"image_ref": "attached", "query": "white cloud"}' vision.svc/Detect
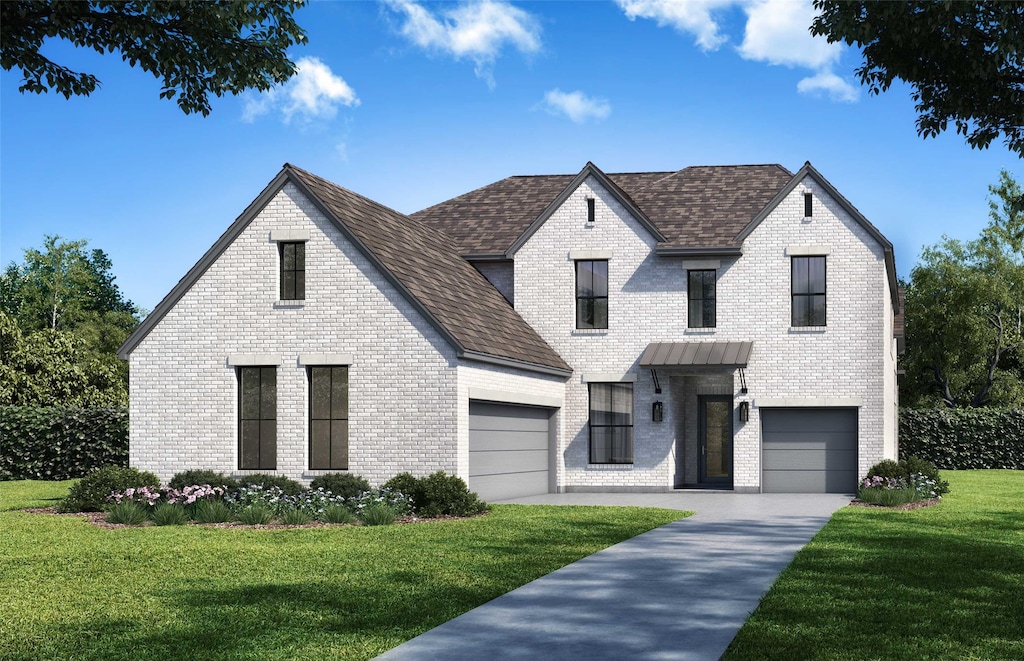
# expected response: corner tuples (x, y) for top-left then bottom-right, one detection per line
(243, 56), (359, 123)
(797, 70), (859, 103)
(616, 0), (736, 51)
(541, 89), (611, 124)
(384, 0), (541, 86)
(616, 0), (859, 102)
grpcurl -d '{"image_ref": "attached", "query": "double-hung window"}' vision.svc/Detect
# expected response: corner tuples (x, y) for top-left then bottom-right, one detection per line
(238, 367), (276, 469)
(279, 241), (305, 300)
(576, 260), (608, 329)
(792, 256), (826, 326)
(309, 366), (349, 470)
(589, 382), (633, 464)
(687, 270), (716, 328)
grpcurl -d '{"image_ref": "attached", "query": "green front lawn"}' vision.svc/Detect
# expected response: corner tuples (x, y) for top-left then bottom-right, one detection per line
(0, 481), (687, 660)
(723, 470), (1024, 661)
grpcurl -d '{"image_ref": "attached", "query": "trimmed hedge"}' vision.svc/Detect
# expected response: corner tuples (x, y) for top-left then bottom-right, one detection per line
(0, 406), (128, 481)
(899, 408), (1024, 469)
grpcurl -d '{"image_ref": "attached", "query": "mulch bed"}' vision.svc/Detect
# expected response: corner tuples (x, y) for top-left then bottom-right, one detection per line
(19, 506), (482, 529)
(848, 498), (940, 511)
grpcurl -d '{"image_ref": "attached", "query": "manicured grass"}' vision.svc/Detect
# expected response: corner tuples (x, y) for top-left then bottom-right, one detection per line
(723, 470), (1024, 661)
(0, 481), (688, 660)
(0, 479), (77, 511)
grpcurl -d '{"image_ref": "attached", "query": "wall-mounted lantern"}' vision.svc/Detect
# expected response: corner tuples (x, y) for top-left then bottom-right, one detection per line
(738, 401), (750, 423)
(652, 401), (664, 422)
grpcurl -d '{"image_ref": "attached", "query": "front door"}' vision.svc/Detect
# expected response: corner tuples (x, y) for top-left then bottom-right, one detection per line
(699, 395), (733, 487)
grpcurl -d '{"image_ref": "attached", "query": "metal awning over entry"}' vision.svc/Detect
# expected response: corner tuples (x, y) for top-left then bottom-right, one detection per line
(640, 341), (753, 368)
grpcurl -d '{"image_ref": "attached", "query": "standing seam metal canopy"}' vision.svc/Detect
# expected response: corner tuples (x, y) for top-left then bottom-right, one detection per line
(639, 342), (753, 367)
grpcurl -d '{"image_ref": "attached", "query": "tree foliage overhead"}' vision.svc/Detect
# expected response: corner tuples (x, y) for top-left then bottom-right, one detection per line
(0, 0), (307, 116)
(902, 170), (1024, 408)
(811, 1), (1024, 156)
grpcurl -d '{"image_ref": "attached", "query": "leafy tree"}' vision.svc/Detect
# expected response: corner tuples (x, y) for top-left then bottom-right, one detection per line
(902, 171), (1024, 407)
(1, 0), (307, 116)
(811, 2), (1024, 156)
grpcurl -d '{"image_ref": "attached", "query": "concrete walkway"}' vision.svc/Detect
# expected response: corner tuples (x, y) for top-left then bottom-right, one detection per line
(376, 492), (851, 661)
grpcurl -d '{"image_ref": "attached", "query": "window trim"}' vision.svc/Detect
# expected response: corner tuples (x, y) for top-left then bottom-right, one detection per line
(238, 366), (277, 470)
(687, 269), (717, 329)
(308, 365), (349, 471)
(575, 259), (609, 330)
(279, 241), (306, 301)
(588, 382), (634, 465)
(791, 255), (827, 327)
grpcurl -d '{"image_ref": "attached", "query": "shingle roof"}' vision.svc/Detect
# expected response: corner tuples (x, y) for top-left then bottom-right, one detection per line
(411, 165), (793, 254)
(286, 166), (571, 374)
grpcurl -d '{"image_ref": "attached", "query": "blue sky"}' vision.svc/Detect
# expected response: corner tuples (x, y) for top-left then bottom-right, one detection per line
(1, 0), (1019, 313)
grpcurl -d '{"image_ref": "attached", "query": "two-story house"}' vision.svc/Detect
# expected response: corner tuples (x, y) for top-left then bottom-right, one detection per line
(119, 161), (899, 499)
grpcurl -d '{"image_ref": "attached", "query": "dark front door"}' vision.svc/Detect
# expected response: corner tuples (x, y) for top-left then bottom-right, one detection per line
(699, 395), (733, 486)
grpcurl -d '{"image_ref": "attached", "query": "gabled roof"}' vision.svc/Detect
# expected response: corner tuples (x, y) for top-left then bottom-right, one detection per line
(118, 165), (571, 377)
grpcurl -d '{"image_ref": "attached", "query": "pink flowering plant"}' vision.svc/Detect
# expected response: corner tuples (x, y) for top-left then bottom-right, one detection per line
(857, 473), (943, 506)
(107, 484), (226, 511)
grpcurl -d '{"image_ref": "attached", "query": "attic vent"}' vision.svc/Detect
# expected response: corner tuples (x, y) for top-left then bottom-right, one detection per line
(586, 197), (595, 223)
(804, 192), (813, 217)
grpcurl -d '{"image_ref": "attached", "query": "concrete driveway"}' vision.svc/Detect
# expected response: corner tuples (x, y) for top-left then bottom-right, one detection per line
(376, 492), (851, 661)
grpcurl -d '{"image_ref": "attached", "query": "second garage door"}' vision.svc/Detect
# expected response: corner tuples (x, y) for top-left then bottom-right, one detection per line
(761, 408), (858, 493)
(469, 401), (553, 501)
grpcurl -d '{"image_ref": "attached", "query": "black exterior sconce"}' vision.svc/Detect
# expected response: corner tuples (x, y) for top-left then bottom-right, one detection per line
(652, 401), (664, 422)
(738, 401), (750, 423)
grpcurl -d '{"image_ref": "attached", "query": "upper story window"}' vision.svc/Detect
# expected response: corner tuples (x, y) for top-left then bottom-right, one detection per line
(238, 367), (276, 470)
(804, 192), (813, 217)
(589, 382), (633, 464)
(279, 241), (305, 300)
(586, 197), (596, 223)
(309, 366), (349, 470)
(576, 260), (608, 329)
(792, 256), (826, 327)
(688, 270), (716, 328)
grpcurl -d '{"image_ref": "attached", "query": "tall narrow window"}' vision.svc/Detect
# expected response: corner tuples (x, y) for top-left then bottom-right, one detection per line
(279, 241), (305, 300)
(687, 270), (716, 328)
(576, 260), (608, 329)
(804, 192), (813, 217)
(239, 367), (276, 469)
(309, 366), (349, 470)
(586, 197), (596, 223)
(792, 256), (826, 326)
(589, 383), (633, 464)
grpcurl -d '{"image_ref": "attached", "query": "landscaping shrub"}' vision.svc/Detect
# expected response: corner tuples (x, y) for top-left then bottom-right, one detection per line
(193, 499), (232, 524)
(865, 459), (905, 481)
(348, 486), (413, 517)
(108, 484), (226, 512)
(359, 503), (397, 526)
(309, 472), (370, 499)
(320, 505), (356, 524)
(105, 501), (148, 525)
(858, 456), (949, 504)
(236, 473), (306, 496)
(383, 472), (422, 503)
(280, 509), (312, 526)
(418, 471), (488, 518)
(0, 406), (128, 481)
(237, 505), (274, 525)
(900, 407), (1024, 469)
(57, 466), (160, 513)
(151, 503), (188, 526)
(168, 470), (238, 492)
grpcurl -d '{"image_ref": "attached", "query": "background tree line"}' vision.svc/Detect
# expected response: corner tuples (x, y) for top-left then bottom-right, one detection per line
(0, 236), (141, 406)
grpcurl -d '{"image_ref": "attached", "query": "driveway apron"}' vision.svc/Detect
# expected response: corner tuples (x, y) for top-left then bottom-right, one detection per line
(376, 492), (851, 661)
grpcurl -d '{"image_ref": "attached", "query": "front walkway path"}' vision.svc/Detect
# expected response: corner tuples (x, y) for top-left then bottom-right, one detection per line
(376, 492), (851, 661)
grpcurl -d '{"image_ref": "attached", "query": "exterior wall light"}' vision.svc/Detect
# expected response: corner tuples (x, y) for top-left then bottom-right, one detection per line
(738, 401), (750, 423)
(652, 401), (664, 422)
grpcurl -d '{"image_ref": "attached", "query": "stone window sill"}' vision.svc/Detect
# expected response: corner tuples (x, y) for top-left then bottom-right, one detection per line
(788, 326), (826, 333)
(274, 300), (307, 309)
(572, 328), (608, 336)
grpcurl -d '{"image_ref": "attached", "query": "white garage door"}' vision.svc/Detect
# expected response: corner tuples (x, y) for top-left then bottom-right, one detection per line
(469, 401), (553, 501)
(761, 408), (858, 493)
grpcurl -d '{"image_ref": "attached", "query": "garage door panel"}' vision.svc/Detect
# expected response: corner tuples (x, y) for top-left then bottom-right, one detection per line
(763, 449), (857, 471)
(469, 404), (550, 432)
(469, 471), (548, 502)
(762, 409), (858, 433)
(469, 449), (549, 477)
(762, 469), (858, 493)
(762, 432), (857, 451)
(469, 429), (549, 452)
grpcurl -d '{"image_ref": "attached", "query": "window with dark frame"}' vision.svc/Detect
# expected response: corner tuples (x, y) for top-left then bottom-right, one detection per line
(279, 241), (305, 300)
(687, 269), (717, 328)
(309, 366), (349, 470)
(576, 260), (608, 329)
(792, 256), (826, 326)
(238, 366), (276, 470)
(804, 192), (813, 217)
(589, 382), (633, 464)
(586, 197), (595, 223)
